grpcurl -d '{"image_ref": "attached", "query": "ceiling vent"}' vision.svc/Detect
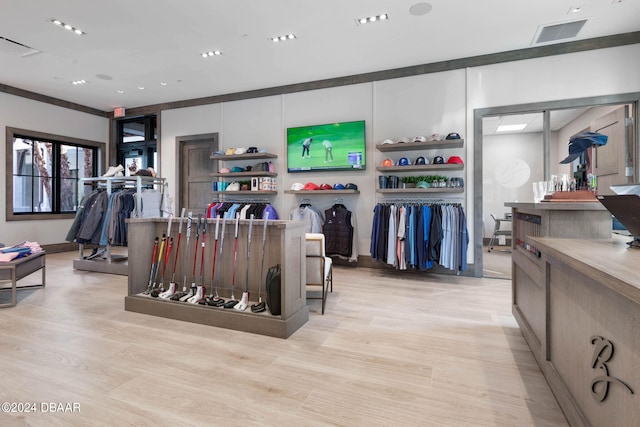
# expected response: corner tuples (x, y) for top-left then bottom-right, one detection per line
(0, 36), (40, 57)
(531, 19), (588, 45)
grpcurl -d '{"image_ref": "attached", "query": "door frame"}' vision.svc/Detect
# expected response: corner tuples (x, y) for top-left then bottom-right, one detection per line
(473, 92), (640, 278)
(176, 132), (219, 214)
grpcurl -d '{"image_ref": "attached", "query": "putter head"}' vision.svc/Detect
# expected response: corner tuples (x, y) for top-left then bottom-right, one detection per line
(170, 292), (187, 301)
(251, 302), (266, 313)
(223, 299), (238, 309)
(234, 301), (247, 311)
(206, 297), (225, 307)
(150, 290), (160, 298)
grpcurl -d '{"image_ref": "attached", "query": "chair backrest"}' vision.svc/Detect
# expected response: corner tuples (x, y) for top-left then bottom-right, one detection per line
(305, 233), (326, 257)
(305, 233), (326, 285)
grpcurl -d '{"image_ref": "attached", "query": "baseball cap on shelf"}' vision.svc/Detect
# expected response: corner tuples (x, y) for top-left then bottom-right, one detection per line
(303, 182), (320, 190)
(381, 158), (394, 167)
(433, 156), (445, 164)
(290, 182), (304, 191)
(345, 183), (358, 190)
(231, 166), (245, 172)
(234, 147), (247, 154)
(213, 150), (224, 156)
(446, 132), (462, 140)
(381, 138), (395, 145)
(219, 167), (231, 173)
(246, 147), (258, 153)
(428, 134), (443, 141)
(226, 182), (240, 191)
(560, 131), (608, 164)
(333, 183), (345, 190)
(225, 148), (236, 155)
(416, 181), (430, 189)
(413, 136), (427, 143)
(398, 157), (410, 166)
(396, 137), (411, 143)
(447, 156), (464, 164)
(319, 183), (332, 190)
(414, 156), (427, 165)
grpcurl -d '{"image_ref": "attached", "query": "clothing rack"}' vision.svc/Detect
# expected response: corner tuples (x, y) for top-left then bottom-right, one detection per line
(73, 176), (166, 276)
(214, 196), (272, 203)
(377, 197), (463, 205)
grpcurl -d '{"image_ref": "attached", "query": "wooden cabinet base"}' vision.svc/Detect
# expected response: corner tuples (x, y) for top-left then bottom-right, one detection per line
(125, 295), (308, 338)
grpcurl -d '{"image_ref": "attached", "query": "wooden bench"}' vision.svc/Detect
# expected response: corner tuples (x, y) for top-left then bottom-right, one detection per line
(0, 251), (46, 308)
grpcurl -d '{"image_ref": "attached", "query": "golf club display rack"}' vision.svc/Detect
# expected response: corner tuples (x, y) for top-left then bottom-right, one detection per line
(375, 139), (465, 194)
(73, 176), (167, 276)
(124, 217), (308, 338)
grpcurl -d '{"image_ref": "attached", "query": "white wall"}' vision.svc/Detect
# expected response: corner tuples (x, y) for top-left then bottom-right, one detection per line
(483, 132), (544, 237)
(2, 43), (639, 265)
(0, 92), (108, 246)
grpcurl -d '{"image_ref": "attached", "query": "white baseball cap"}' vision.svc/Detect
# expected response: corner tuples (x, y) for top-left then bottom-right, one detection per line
(290, 182), (304, 191)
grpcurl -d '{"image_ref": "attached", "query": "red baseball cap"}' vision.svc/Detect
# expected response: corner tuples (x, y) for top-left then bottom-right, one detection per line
(447, 156), (464, 164)
(303, 182), (320, 190)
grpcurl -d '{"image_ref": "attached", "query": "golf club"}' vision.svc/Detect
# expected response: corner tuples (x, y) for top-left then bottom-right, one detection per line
(151, 233), (166, 292)
(251, 212), (269, 313)
(180, 213), (201, 302)
(223, 214), (240, 308)
(171, 211), (192, 301)
(206, 215), (226, 307)
(234, 214), (254, 311)
(144, 237), (159, 294)
(160, 208), (185, 299)
(157, 214), (173, 293)
(188, 215), (207, 304)
(151, 233), (172, 298)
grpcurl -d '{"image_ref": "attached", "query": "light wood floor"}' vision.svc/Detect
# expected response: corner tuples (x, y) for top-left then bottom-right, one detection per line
(0, 252), (568, 427)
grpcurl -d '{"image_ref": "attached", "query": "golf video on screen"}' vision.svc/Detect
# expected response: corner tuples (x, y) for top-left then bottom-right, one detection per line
(286, 120), (366, 173)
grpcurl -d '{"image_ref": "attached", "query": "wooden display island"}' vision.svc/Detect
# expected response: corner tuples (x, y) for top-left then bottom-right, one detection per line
(522, 237), (640, 427)
(124, 218), (308, 338)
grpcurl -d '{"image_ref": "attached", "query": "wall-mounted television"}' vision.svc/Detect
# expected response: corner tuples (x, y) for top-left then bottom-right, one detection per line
(287, 120), (366, 173)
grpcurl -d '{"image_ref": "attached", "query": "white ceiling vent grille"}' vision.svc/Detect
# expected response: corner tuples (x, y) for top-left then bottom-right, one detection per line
(0, 36), (40, 57)
(532, 19), (588, 45)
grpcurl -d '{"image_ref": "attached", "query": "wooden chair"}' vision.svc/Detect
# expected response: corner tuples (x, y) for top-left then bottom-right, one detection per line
(305, 233), (333, 314)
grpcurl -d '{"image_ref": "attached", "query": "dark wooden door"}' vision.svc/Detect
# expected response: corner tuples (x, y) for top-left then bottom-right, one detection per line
(178, 133), (218, 214)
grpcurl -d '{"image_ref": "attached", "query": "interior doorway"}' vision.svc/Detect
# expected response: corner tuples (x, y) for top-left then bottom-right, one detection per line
(177, 133), (218, 214)
(473, 93), (640, 279)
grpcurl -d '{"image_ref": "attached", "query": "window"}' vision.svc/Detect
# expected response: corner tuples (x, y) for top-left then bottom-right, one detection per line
(116, 115), (157, 176)
(6, 127), (103, 221)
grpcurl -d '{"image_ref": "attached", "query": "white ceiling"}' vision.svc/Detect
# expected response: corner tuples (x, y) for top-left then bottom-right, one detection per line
(0, 0), (638, 112)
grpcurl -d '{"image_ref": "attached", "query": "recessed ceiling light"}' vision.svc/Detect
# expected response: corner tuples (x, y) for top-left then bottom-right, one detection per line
(201, 50), (222, 58)
(71, 79), (86, 85)
(138, 86), (144, 90)
(50, 19), (85, 35)
(160, 82), (167, 86)
(355, 14), (390, 26)
(270, 33), (296, 43)
(568, 6), (582, 13)
(117, 90), (124, 94)
(497, 124), (528, 132)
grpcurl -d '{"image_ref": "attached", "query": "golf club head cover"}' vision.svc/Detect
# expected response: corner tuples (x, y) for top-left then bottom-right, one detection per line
(265, 264), (281, 315)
